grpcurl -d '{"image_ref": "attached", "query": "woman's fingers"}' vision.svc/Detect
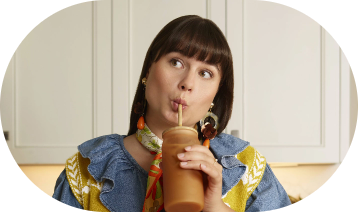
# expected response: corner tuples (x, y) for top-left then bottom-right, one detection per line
(177, 144), (223, 184)
(184, 144), (214, 158)
(178, 144), (224, 206)
(179, 160), (222, 184)
(178, 144), (222, 172)
(177, 150), (213, 163)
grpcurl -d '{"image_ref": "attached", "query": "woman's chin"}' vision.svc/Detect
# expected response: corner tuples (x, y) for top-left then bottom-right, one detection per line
(164, 118), (186, 128)
(164, 119), (179, 128)
(163, 111), (196, 128)
(166, 118), (196, 129)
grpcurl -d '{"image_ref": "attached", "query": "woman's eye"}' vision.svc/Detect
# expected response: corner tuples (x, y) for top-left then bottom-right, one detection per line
(199, 70), (213, 79)
(170, 59), (183, 68)
(169, 58), (213, 78)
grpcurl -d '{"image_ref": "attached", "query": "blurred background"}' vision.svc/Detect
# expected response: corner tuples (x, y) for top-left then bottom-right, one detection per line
(1, 0), (357, 203)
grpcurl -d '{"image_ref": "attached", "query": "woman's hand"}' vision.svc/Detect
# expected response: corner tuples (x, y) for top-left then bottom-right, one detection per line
(177, 145), (234, 212)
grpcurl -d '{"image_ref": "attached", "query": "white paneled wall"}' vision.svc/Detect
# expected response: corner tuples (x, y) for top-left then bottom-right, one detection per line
(2, 2), (94, 164)
(226, 0), (351, 163)
(340, 52), (358, 163)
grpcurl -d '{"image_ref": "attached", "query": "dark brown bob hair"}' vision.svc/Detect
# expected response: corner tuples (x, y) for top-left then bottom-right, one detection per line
(127, 15), (234, 139)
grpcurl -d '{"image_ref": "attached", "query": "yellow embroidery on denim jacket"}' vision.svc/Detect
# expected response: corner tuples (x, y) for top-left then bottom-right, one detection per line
(222, 146), (266, 212)
(66, 152), (83, 205)
(66, 152), (109, 212)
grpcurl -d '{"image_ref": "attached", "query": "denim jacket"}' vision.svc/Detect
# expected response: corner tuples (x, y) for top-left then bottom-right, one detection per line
(53, 133), (291, 211)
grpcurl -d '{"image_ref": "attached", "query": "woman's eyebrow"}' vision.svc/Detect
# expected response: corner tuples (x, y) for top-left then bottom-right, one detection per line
(203, 61), (220, 72)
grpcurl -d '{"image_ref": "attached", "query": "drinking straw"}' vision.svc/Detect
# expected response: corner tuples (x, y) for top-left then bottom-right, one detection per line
(178, 104), (182, 126)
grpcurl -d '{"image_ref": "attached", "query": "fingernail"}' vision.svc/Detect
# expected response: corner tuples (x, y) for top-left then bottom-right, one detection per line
(177, 153), (184, 158)
(181, 162), (187, 166)
(201, 164), (206, 169)
(185, 146), (191, 150)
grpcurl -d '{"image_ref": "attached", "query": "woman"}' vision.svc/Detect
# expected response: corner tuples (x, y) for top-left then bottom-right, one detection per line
(53, 15), (291, 212)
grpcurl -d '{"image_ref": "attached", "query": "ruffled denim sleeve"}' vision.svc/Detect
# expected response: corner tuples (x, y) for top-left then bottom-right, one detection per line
(245, 163), (291, 211)
(52, 168), (84, 209)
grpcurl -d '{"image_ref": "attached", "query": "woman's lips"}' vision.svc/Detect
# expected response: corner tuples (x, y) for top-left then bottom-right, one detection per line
(172, 102), (187, 111)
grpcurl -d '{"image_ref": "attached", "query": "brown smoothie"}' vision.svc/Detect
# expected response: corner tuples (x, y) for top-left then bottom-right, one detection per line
(162, 126), (204, 212)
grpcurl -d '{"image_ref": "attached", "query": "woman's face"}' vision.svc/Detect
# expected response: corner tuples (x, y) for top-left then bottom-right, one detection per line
(145, 52), (221, 128)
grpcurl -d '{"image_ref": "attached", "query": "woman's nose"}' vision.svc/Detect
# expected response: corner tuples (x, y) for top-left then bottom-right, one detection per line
(178, 72), (195, 92)
(180, 84), (192, 91)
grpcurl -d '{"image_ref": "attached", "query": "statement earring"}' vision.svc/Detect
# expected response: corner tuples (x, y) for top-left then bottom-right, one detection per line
(200, 103), (218, 148)
(134, 77), (147, 130)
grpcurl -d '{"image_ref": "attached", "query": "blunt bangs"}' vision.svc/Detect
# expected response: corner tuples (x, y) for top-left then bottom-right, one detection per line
(152, 17), (232, 80)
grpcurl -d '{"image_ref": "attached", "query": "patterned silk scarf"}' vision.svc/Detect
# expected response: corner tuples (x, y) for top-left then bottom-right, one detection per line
(136, 124), (164, 212)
